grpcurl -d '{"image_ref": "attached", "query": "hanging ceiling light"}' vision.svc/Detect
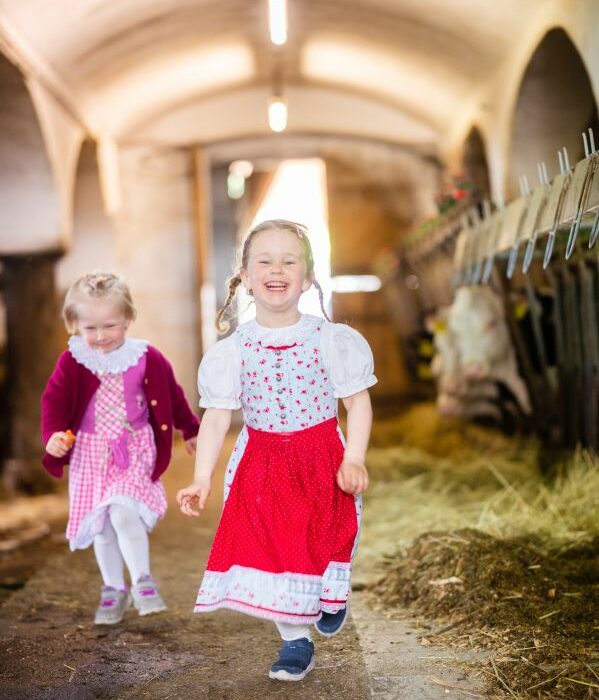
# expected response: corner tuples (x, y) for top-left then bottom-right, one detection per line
(268, 96), (288, 132)
(267, 2), (288, 131)
(268, 0), (287, 45)
(229, 160), (254, 178)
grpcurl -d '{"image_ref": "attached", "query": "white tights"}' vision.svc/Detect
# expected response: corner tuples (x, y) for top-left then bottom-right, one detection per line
(275, 622), (312, 642)
(93, 504), (150, 589)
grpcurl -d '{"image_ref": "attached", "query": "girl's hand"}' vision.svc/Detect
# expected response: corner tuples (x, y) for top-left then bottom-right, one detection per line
(336, 460), (369, 496)
(46, 431), (75, 458)
(177, 479), (211, 517)
(184, 437), (197, 455)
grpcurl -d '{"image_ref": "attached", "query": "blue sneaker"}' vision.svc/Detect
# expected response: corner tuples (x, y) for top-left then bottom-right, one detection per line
(315, 606), (348, 637)
(268, 638), (315, 681)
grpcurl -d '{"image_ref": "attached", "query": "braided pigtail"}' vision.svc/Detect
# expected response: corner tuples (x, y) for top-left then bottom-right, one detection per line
(312, 278), (331, 322)
(216, 274), (242, 334)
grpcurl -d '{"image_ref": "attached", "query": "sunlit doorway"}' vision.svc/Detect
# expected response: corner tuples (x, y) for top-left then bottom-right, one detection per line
(237, 158), (332, 323)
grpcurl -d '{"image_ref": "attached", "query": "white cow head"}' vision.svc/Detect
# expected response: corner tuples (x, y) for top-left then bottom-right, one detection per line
(448, 286), (511, 380)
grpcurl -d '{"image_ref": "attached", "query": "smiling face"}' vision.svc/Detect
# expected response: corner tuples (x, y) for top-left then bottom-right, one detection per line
(76, 297), (130, 353)
(240, 228), (312, 325)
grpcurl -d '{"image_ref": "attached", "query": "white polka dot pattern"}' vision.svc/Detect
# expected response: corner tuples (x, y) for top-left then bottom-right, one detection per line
(194, 321), (366, 623)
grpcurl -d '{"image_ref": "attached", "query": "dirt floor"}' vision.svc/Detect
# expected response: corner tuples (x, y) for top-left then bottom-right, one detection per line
(0, 434), (487, 700)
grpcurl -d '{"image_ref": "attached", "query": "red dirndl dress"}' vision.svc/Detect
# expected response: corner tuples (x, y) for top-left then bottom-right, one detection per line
(194, 317), (363, 624)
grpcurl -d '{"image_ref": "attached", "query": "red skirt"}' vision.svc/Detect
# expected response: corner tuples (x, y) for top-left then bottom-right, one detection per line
(194, 417), (360, 624)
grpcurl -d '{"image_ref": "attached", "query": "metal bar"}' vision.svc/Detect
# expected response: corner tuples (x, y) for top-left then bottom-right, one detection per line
(544, 267), (566, 445)
(523, 238), (535, 273)
(578, 261), (599, 449)
(583, 131), (590, 159)
(563, 146), (571, 172)
(565, 221), (578, 260)
(589, 210), (599, 249)
(542, 162), (550, 185)
(481, 254), (494, 284)
(566, 159), (596, 259)
(562, 264), (583, 446)
(558, 149), (565, 175)
(524, 276), (549, 381)
(507, 243), (520, 279)
(492, 268), (540, 419)
(543, 231), (556, 269)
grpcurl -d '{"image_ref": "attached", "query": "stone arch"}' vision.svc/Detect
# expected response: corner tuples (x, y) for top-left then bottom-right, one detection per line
(0, 53), (60, 251)
(508, 27), (598, 197)
(0, 52), (61, 491)
(461, 126), (491, 205)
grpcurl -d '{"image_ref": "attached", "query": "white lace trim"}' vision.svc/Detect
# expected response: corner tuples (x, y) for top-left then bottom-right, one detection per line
(68, 336), (149, 375)
(69, 495), (160, 551)
(236, 314), (323, 347)
(194, 562), (351, 623)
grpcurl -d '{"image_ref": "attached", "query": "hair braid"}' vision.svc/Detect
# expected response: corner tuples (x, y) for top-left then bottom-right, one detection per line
(312, 278), (331, 322)
(216, 274), (242, 334)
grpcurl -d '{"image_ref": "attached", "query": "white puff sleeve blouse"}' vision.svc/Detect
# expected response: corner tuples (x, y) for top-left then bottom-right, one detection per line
(321, 323), (378, 398)
(197, 334), (242, 410)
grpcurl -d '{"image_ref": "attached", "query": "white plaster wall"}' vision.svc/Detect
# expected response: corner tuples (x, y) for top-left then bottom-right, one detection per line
(113, 145), (198, 402)
(55, 140), (117, 292)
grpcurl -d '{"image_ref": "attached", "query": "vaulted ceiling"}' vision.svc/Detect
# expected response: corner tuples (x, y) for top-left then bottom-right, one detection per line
(0, 1), (556, 147)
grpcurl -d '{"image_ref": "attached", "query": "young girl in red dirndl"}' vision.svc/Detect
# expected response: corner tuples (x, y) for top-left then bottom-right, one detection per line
(178, 220), (376, 681)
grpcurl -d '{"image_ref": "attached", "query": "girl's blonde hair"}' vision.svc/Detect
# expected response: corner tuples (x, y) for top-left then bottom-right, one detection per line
(62, 272), (136, 334)
(216, 219), (330, 334)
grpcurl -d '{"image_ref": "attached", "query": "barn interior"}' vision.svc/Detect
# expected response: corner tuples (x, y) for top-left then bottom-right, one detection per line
(0, 1), (598, 698)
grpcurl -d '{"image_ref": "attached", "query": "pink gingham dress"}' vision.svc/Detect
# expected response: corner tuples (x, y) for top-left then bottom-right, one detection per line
(66, 337), (167, 551)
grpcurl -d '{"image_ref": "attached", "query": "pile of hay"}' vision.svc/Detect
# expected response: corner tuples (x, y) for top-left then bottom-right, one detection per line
(361, 404), (599, 698)
(370, 402), (520, 458)
(359, 445), (598, 571)
(372, 529), (598, 699)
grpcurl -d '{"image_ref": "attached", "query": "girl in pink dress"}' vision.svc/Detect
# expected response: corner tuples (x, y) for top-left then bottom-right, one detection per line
(178, 220), (376, 681)
(42, 273), (199, 624)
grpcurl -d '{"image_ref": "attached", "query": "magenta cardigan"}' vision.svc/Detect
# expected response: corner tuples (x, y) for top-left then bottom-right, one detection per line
(41, 345), (200, 481)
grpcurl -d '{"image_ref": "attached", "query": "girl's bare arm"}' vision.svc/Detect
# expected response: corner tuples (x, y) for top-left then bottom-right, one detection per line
(337, 390), (373, 495)
(177, 408), (232, 515)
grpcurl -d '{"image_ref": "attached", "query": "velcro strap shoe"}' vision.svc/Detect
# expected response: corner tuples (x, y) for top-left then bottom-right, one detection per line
(315, 606), (348, 637)
(131, 574), (167, 616)
(94, 586), (130, 625)
(269, 638), (315, 681)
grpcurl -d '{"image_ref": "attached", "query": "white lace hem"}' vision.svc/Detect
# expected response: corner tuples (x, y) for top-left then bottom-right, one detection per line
(194, 562), (351, 623)
(69, 495), (161, 551)
(68, 336), (148, 375)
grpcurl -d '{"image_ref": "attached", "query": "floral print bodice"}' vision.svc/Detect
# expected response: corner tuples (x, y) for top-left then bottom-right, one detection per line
(239, 322), (336, 432)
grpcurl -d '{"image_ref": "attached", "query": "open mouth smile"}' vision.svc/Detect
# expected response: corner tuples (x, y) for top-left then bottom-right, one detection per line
(264, 282), (288, 291)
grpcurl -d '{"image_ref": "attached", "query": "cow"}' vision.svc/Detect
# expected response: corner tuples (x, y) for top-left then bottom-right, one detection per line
(446, 286), (532, 415)
(427, 307), (502, 421)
